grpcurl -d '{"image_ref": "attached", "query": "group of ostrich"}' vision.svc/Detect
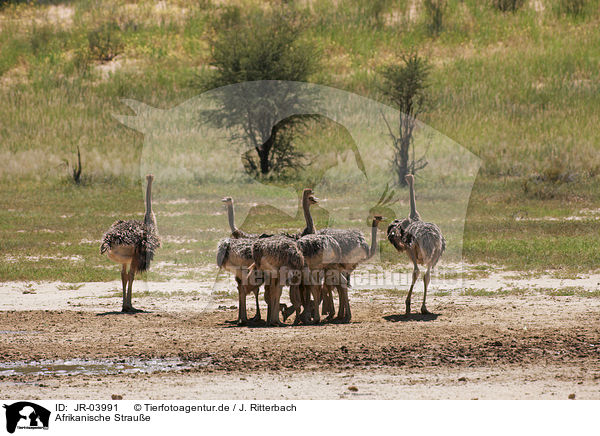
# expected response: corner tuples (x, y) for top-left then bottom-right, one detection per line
(100, 174), (445, 324)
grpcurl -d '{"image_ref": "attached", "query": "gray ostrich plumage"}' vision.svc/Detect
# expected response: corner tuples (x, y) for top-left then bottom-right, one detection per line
(216, 237), (254, 268)
(101, 220), (160, 272)
(251, 235), (305, 272)
(316, 228), (368, 260)
(387, 219), (445, 265)
(296, 234), (341, 264)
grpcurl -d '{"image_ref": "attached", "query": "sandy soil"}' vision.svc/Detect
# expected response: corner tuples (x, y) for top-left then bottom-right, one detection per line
(1, 280), (599, 399)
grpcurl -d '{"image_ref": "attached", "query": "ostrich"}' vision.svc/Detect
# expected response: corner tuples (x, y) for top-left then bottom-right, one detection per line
(216, 237), (263, 324)
(387, 174), (445, 314)
(250, 235), (304, 326)
(289, 234), (342, 324)
(218, 196), (268, 324)
(318, 215), (384, 323)
(100, 174), (160, 313)
(218, 190), (317, 324)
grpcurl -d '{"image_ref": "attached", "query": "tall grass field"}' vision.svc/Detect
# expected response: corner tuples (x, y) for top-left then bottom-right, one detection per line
(1, 0), (599, 281)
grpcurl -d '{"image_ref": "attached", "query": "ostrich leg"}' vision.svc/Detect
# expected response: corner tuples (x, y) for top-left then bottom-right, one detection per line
(247, 267), (262, 322)
(334, 271), (351, 322)
(309, 284), (321, 324)
(406, 260), (419, 315)
(266, 277), (284, 327)
(338, 273), (350, 323)
(321, 284), (335, 320)
(288, 284), (303, 325)
(120, 265), (128, 312)
(421, 266), (432, 314)
(236, 277), (248, 325)
(251, 287), (262, 322)
(124, 269), (136, 313)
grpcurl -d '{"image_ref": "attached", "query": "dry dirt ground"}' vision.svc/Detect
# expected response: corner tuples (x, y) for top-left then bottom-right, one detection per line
(1, 283), (599, 400)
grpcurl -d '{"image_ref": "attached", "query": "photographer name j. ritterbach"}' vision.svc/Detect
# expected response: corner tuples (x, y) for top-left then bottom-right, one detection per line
(143, 403), (296, 413)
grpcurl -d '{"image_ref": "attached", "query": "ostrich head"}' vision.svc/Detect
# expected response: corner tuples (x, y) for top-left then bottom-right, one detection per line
(303, 188), (318, 205)
(387, 218), (410, 251)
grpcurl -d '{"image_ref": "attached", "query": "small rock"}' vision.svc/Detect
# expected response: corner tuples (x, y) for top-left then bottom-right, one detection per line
(348, 386), (358, 392)
(458, 377), (467, 382)
(111, 394), (123, 400)
(568, 393), (576, 400)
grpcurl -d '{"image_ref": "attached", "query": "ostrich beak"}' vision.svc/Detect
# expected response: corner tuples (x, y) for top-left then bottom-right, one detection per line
(309, 195), (319, 203)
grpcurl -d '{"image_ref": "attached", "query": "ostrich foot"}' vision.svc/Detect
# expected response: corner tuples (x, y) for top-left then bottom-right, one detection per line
(405, 303), (411, 315)
(251, 312), (261, 322)
(281, 304), (296, 322)
(237, 318), (248, 326)
(421, 306), (430, 315)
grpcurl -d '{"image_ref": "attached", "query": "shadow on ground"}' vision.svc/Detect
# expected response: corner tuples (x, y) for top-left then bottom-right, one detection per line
(383, 313), (439, 322)
(96, 309), (152, 316)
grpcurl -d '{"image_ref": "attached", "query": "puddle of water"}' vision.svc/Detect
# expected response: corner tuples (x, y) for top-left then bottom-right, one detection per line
(0, 358), (204, 377)
(0, 331), (39, 335)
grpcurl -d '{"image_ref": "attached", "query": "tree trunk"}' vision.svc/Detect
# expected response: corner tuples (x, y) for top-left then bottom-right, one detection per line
(258, 145), (270, 174)
(257, 121), (285, 175)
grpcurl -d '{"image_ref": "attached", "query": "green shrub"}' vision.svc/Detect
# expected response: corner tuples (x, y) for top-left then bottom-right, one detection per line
(554, 0), (587, 16)
(87, 23), (123, 62)
(423, 0), (446, 36)
(491, 0), (526, 12)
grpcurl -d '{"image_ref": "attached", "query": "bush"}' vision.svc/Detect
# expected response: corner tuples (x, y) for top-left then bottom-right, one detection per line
(87, 23), (123, 62)
(423, 0), (446, 36)
(491, 0), (526, 12)
(554, 0), (587, 16)
(351, 0), (394, 27)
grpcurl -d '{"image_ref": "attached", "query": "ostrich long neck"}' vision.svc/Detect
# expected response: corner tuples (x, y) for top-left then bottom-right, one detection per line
(407, 176), (420, 221)
(226, 203), (237, 233)
(144, 179), (156, 228)
(302, 195), (315, 234)
(368, 220), (379, 258)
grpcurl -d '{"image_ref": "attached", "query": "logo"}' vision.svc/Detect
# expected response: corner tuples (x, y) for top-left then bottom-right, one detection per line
(3, 402), (50, 434)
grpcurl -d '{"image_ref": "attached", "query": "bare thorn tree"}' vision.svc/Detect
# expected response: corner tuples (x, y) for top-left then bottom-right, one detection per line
(63, 146), (82, 184)
(379, 52), (431, 186)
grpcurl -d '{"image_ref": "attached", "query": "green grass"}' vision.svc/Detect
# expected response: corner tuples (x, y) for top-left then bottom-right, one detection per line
(1, 1), (600, 281)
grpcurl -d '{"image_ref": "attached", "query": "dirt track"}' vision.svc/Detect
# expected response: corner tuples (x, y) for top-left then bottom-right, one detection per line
(1, 291), (599, 399)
